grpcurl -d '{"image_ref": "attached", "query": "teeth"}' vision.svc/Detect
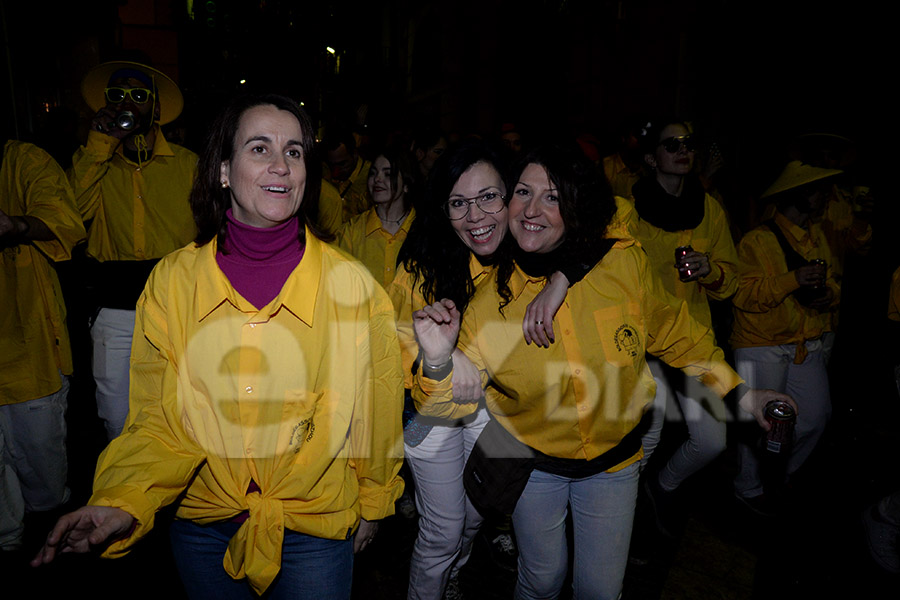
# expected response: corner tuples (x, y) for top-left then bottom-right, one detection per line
(522, 222), (544, 232)
(263, 186), (288, 192)
(469, 225), (495, 239)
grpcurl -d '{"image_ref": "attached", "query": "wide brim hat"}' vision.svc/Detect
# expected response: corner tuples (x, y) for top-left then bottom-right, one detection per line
(81, 61), (183, 125)
(761, 160), (843, 198)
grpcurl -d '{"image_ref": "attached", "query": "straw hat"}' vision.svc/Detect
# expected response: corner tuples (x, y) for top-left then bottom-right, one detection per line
(761, 161), (842, 198)
(80, 61), (183, 125)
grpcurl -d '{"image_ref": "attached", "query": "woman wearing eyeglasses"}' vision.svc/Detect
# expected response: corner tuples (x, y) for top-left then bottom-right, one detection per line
(390, 139), (570, 599)
(628, 118), (740, 535)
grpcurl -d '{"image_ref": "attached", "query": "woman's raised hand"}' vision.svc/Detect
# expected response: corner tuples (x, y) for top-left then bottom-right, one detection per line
(412, 299), (461, 365)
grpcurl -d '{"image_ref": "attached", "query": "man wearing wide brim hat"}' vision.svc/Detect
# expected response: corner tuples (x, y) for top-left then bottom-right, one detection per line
(70, 60), (198, 442)
(729, 160), (842, 516)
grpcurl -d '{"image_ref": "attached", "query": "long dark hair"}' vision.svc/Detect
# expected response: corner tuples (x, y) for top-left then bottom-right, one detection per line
(508, 143), (616, 268)
(190, 93), (325, 247)
(371, 145), (419, 215)
(398, 138), (513, 314)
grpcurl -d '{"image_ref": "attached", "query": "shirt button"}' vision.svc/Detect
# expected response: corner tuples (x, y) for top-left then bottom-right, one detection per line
(245, 386), (253, 394)
(245, 448), (252, 455)
(565, 330), (571, 335)
(574, 369), (582, 375)
(249, 323), (257, 328)
(137, 195), (143, 199)
(136, 167), (141, 172)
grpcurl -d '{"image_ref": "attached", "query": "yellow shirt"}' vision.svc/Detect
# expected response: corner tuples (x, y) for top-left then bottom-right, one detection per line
(336, 207), (415, 288)
(415, 239), (741, 470)
(70, 129), (197, 261)
(88, 232), (404, 594)
(1, 141), (85, 405)
(730, 212), (839, 350)
(389, 254), (491, 389)
(322, 157), (372, 223)
(316, 179), (344, 236)
(628, 193), (739, 329)
(603, 154), (641, 200)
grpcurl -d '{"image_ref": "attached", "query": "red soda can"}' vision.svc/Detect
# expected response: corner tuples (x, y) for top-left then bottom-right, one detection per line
(764, 401), (795, 453)
(675, 245), (693, 281)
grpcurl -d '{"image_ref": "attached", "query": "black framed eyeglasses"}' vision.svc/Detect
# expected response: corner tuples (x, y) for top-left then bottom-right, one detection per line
(443, 192), (506, 220)
(104, 87), (154, 105)
(659, 135), (696, 153)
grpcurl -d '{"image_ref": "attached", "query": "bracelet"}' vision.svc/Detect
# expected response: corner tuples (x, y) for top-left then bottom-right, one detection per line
(422, 355), (453, 380)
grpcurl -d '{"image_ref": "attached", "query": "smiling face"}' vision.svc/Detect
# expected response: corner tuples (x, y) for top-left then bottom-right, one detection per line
(367, 155), (405, 206)
(648, 123), (694, 176)
(509, 163), (565, 254)
(220, 104), (307, 228)
(447, 161), (508, 256)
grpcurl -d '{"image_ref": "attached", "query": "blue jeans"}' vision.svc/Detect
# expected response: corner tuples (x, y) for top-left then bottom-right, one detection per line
(512, 462), (640, 600)
(169, 520), (353, 599)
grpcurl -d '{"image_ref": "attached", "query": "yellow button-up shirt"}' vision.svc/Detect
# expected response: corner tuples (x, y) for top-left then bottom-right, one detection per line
(389, 254), (492, 388)
(1, 141), (85, 405)
(337, 207), (415, 288)
(415, 239), (741, 470)
(322, 157), (372, 224)
(730, 212), (839, 350)
(628, 193), (739, 329)
(89, 232), (404, 594)
(70, 128), (197, 261)
(603, 153), (642, 200)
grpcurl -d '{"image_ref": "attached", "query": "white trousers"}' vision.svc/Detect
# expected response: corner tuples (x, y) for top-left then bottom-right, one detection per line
(733, 341), (831, 498)
(91, 308), (136, 441)
(405, 407), (489, 600)
(0, 373), (70, 550)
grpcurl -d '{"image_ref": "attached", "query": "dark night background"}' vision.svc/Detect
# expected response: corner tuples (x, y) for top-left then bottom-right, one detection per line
(2, 1), (898, 598)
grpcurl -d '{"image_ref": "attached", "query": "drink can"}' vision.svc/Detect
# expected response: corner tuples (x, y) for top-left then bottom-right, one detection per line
(764, 401), (795, 453)
(809, 258), (826, 289)
(675, 245), (693, 281)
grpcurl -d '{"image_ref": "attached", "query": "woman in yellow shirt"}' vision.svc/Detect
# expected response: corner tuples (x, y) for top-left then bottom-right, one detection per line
(628, 118), (740, 534)
(336, 147), (417, 288)
(412, 143), (787, 600)
(390, 139), (570, 599)
(32, 94), (404, 599)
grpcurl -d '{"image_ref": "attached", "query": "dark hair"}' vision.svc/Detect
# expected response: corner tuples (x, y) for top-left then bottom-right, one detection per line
(370, 145), (419, 214)
(320, 124), (357, 154)
(637, 116), (689, 158)
(190, 93), (324, 247)
(398, 138), (512, 314)
(509, 143), (616, 266)
(411, 128), (446, 155)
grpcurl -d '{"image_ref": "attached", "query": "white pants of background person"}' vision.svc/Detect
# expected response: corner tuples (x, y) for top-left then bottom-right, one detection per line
(91, 308), (136, 441)
(639, 358), (727, 490)
(0, 373), (70, 550)
(733, 340), (831, 499)
(405, 406), (490, 600)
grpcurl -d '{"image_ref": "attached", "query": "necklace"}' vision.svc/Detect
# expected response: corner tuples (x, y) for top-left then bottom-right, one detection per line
(377, 208), (409, 225)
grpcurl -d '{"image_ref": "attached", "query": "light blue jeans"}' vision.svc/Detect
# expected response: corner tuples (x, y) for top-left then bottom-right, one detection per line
(169, 519), (353, 600)
(91, 308), (136, 441)
(512, 462), (640, 600)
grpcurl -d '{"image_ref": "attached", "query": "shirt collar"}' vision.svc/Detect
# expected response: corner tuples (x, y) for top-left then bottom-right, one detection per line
(195, 228), (322, 326)
(774, 211), (811, 244)
(364, 206), (416, 237)
(113, 126), (175, 162)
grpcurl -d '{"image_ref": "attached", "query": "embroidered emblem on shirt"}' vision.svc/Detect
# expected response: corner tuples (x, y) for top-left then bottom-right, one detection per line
(614, 324), (640, 357)
(289, 418), (315, 453)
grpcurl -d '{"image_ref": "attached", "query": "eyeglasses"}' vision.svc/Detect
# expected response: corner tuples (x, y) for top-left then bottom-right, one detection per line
(443, 191), (506, 220)
(659, 135), (696, 153)
(104, 87), (154, 104)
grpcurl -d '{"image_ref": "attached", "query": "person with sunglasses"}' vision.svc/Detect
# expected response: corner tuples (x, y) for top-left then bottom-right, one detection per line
(71, 61), (198, 442)
(628, 118), (741, 538)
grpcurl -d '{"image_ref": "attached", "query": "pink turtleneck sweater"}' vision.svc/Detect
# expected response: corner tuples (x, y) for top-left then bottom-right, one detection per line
(215, 209), (305, 310)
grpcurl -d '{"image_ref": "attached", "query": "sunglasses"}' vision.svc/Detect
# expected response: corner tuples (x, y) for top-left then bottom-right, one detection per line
(659, 135), (696, 153)
(104, 87), (154, 104)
